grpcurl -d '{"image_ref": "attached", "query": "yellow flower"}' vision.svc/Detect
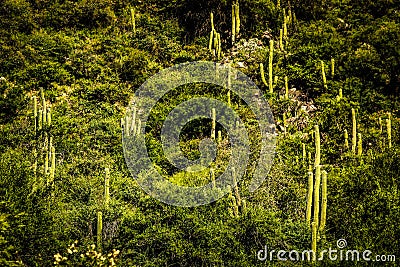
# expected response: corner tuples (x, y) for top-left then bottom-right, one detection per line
(54, 253), (62, 262)
(112, 249), (120, 257)
(91, 244), (96, 250)
(67, 249), (73, 254)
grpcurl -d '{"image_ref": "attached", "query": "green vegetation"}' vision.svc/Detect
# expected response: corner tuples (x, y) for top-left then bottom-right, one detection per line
(0, 0), (399, 266)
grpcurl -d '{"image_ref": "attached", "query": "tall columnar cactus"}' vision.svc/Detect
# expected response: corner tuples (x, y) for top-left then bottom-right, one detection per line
(213, 32), (218, 57)
(351, 108), (357, 154)
(260, 63), (268, 87)
(344, 129), (349, 149)
(33, 96), (37, 133)
(49, 145), (56, 182)
(136, 119), (141, 136)
(283, 21), (288, 39)
(321, 60), (328, 90)
(387, 113), (392, 148)
(331, 58), (335, 79)
(357, 133), (362, 156)
(241, 199), (247, 214)
(319, 170), (327, 231)
(306, 171), (314, 224)
(268, 40), (274, 94)
(313, 165), (321, 229)
(125, 113), (130, 137)
(314, 125), (320, 167)
(228, 186), (239, 217)
(41, 89), (47, 126)
(231, 5), (235, 44)
(211, 108), (216, 139)
(47, 107), (51, 127)
(210, 168), (215, 188)
(284, 76), (289, 99)
(338, 88), (343, 100)
(44, 145), (49, 177)
(97, 211), (103, 250)
(209, 13), (215, 52)
(234, 1), (240, 35)
(217, 33), (222, 59)
(209, 13), (222, 59)
(292, 12), (297, 26)
(311, 222), (317, 260)
(279, 29), (284, 51)
(130, 8), (136, 33)
(105, 168), (110, 207)
(130, 107), (137, 134)
(232, 167), (241, 205)
(231, 0), (240, 45)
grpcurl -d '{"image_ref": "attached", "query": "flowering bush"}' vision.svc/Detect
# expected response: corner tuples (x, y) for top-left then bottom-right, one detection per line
(53, 241), (119, 266)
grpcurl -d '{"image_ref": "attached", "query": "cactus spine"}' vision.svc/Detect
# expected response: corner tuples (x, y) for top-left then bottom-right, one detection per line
(320, 170), (327, 231)
(269, 40), (274, 94)
(357, 133), (362, 156)
(306, 171), (313, 224)
(314, 125), (320, 167)
(331, 58), (335, 79)
(97, 211), (103, 250)
(351, 108), (357, 154)
(218, 130), (222, 143)
(302, 143), (306, 162)
(105, 168), (110, 207)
